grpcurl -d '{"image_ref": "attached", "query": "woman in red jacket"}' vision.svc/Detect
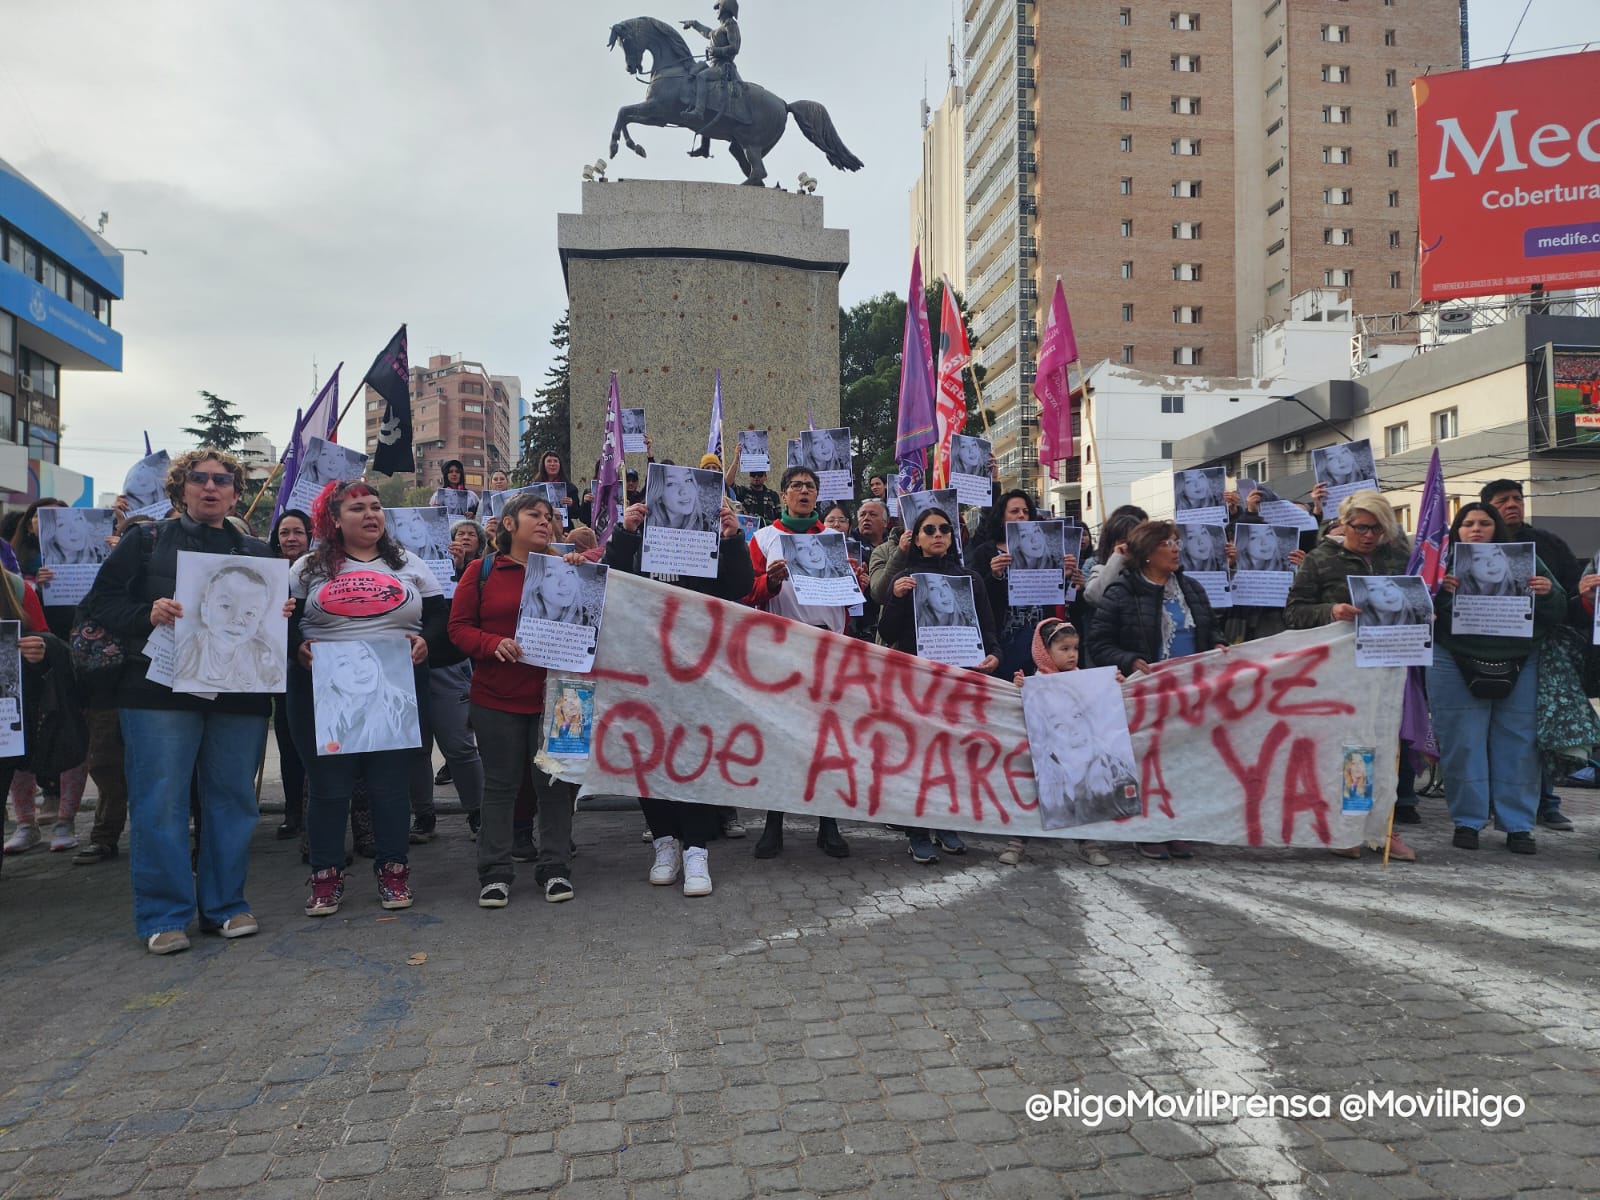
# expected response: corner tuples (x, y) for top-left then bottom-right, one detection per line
(449, 493), (577, 907)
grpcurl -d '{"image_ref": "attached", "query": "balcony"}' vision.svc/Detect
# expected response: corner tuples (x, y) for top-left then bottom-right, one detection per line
(968, 252), (1018, 310)
(982, 320), (1020, 372)
(982, 361), (1021, 402)
(968, 200), (1019, 274)
(973, 284), (1016, 339)
(965, 132), (1016, 204)
(966, 6), (1014, 84)
(966, 167), (1015, 228)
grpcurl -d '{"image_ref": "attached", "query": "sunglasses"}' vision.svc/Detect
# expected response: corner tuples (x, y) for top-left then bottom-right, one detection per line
(186, 470), (235, 488)
(920, 523), (953, 536)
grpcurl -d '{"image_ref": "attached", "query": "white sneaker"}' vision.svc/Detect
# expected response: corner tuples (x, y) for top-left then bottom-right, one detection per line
(50, 821), (78, 852)
(648, 836), (681, 885)
(3, 824), (40, 854)
(682, 847), (712, 897)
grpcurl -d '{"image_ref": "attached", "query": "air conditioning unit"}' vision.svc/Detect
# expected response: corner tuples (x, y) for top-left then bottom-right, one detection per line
(17, 374), (33, 393)
(1281, 436), (1305, 453)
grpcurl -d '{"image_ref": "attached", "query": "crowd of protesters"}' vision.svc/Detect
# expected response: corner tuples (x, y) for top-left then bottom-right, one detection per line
(2, 444), (1596, 956)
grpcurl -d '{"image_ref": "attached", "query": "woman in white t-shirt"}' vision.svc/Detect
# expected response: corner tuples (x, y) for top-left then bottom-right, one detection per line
(288, 481), (447, 918)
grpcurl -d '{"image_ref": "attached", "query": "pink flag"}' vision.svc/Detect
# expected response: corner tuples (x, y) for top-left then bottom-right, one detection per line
(1032, 277), (1078, 480)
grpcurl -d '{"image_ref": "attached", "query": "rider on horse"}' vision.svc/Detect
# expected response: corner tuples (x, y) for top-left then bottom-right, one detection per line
(681, 0), (743, 157)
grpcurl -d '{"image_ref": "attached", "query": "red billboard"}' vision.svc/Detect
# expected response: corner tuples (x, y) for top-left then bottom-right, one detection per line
(1414, 51), (1600, 302)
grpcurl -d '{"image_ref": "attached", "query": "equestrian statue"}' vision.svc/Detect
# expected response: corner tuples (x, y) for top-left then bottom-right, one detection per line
(607, 1), (864, 188)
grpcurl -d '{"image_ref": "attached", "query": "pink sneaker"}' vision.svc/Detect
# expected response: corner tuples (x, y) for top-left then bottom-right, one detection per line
(304, 868), (345, 917)
(377, 862), (413, 910)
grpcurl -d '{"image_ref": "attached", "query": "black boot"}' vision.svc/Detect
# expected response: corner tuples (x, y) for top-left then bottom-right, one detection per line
(816, 818), (849, 858)
(754, 811), (784, 858)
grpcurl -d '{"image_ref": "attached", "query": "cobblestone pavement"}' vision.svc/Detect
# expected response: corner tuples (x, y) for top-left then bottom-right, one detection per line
(3, 777), (1600, 1198)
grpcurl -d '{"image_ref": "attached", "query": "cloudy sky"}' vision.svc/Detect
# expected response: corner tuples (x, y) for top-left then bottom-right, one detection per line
(3, 0), (1591, 491)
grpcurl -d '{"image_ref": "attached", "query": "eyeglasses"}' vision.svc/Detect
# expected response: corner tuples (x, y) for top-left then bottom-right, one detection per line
(1346, 521), (1381, 536)
(186, 471), (235, 488)
(785, 481), (818, 492)
(1160, 537), (1182, 548)
(920, 523), (953, 536)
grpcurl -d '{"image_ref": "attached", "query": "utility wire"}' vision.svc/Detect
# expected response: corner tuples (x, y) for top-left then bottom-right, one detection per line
(1499, 0), (1537, 63)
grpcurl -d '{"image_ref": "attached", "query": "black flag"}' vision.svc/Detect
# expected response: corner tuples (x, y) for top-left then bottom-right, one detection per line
(365, 324), (413, 476)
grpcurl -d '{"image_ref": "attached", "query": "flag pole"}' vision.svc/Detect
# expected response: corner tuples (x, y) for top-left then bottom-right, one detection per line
(1083, 368), (1107, 529)
(242, 459), (284, 522)
(964, 361), (992, 435)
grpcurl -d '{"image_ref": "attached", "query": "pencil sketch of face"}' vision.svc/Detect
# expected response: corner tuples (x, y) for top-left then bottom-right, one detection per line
(201, 565), (272, 650)
(323, 641), (383, 702)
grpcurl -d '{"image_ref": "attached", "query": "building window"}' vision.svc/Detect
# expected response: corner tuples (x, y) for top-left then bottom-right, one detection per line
(1383, 28), (1397, 45)
(1121, 345), (1135, 364)
(1173, 306), (1202, 323)
(1266, 238), (1285, 256)
(1120, 134), (1133, 152)
(1122, 303), (1134, 321)
(1390, 271), (1403, 288)
(1120, 177), (1133, 195)
(1389, 230), (1402, 248)
(1324, 187), (1352, 205)
(1385, 68), (1397, 86)
(1324, 228), (1353, 245)
(1433, 408), (1458, 441)
(1120, 219), (1133, 237)
(1120, 92), (1132, 111)
(1172, 221), (1201, 240)
(1172, 179), (1201, 198)
(1265, 75), (1283, 96)
(1171, 53), (1200, 72)
(1321, 24), (1349, 42)
(1171, 12), (1199, 30)
(1160, 441), (1173, 460)
(1385, 423), (1409, 456)
(0, 312), (13, 377)
(1266, 117), (1283, 137)
(1121, 261), (1134, 279)
(1119, 7), (1131, 24)
(1325, 268), (1354, 286)
(1172, 262), (1202, 281)
(1171, 137), (1201, 156)
(1388, 189), (1401, 207)
(1243, 457), (1268, 482)
(1161, 395), (1185, 413)
(1386, 109), (1399, 127)
(1322, 104), (1351, 124)
(1172, 95), (1201, 115)
(463, 402), (483, 413)
(1173, 347), (1203, 366)
(1323, 145), (1351, 164)
(1266, 279), (1286, 297)
(1266, 157), (1284, 177)
(1264, 36), (1283, 58)
(1266, 198), (1284, 217)
(1321, 64), (1349, 83)
(1120, 49), (1132, 68)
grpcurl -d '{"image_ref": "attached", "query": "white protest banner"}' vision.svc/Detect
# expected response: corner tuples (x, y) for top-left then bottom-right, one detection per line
(737, 430), (770, 473)
(515, 557), (607, 673)
(548, 573), (1401, 847)
(36, 508), (116, 607)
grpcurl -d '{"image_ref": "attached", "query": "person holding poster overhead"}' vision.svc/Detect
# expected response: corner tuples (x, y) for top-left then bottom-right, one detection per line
(85, 449), (283, 954)
(605, 469), (753, 897)
(879, 503), (1000, 864)
(1430, 502), (1563, 856)
(448, 493), (580, 907)
(429, 459), (479, 518)
(289, 479), (446, 918)
(745, 465), (854, 860)
(968, 490), (1079, 681)
(1086, 519), (1225, 862)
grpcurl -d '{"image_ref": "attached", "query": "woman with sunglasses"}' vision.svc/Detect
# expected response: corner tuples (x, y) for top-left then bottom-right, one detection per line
(86, 450), (289, 955)
(878, 506), (1000, 864)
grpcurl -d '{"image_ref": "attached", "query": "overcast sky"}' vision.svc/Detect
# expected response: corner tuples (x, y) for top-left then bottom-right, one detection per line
(3, 0), (1592, 491)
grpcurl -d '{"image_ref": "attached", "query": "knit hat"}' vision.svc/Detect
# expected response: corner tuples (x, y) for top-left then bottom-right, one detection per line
(699, 453), (722, 471)
(1030, 618), (1078, 675)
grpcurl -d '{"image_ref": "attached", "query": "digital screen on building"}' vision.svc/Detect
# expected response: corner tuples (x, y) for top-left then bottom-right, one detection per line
(1530, 344), (1600, 453)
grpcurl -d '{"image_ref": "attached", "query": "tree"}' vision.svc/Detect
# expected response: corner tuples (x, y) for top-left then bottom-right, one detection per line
(838, 283), (989, 484)
(514, 313), (571, 484)
(182, 390), (261, 452)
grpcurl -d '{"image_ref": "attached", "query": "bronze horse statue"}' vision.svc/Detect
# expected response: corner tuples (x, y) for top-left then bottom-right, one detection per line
(607, 16), (863, 187)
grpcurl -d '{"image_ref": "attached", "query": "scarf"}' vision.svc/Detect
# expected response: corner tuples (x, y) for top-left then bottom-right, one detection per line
(1152, 574), (1195, 661)
(777, 509), (817, 535)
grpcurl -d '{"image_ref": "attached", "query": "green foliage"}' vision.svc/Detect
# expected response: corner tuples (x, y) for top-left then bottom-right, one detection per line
(838, 283), (989, 484)
(182, 390), (261, 452)
(514, 313), (571, 485)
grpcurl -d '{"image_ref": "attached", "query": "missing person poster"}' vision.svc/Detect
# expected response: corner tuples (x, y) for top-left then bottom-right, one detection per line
(640, 463), (722, 580)
(948, 434), (992, 508)
(780, 532), (863, 608)
(1350, 575), (1434, 667)
(1237, 478), (1319, 533)
(1022, 667), (1141, 831)
(310, 637), (421, 756)
(1341, 745), (1376, 813)
(0, 621), (22, 757)
(287, 436), (370, 513)
(171, 552), (290, 694)
(1177, 523), (1233, 610)
(123, 451), (171, 521)
(899, 489), (962, 554)
(1449, 542), (1536, 638)
(36, 508), (116, 607)
(799, 427), (853, 501)
(911, 572), (984, 667)
(1229, 524), (1298, 608)
(1311, 439), (1378, 510)
(737, 429), (770, 473)
(514, 557), (608, 673)
(621, 408), (647, 454)
(1173, 467), (1228, 527)
(1006, 520), (1067, 607)
(387, 507), (456, 598)
(544, 679), (595, 759)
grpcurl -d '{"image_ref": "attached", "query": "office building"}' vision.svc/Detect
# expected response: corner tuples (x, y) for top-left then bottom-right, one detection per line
(363, 353), (514, 490)
(910, 40), (967, 296)
(957, 0), (1465, 510)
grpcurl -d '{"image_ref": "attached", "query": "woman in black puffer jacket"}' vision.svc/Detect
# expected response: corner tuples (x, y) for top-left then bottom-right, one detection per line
(1086, 519), (1225, 862)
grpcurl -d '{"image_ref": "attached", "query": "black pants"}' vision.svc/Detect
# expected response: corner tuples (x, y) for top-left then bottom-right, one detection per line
(640, 798), (718, 851)
(272, 697), (305, 828)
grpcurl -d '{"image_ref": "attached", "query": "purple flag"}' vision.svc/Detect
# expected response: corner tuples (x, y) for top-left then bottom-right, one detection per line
(143, 431), (152, 457)
(593, 372), (625, 549)
(1400, 448), (1447, 760)
(274, 367), (340, 524)
(271, 407), (305, 525)
(894, 248), (937, 484)
(707, 369), (724, 461)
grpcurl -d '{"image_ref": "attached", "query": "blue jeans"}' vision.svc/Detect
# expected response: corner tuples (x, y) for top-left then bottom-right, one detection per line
(121, 708), (268, 939)
(288, 666), (424, 872)
(1426, 647), (1539, 834)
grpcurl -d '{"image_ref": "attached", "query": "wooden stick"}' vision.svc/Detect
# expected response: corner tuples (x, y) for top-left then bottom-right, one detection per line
(242, 459), (284, 521)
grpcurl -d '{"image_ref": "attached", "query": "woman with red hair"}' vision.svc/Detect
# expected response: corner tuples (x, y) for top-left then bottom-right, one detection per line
(288, 481), (447, 917)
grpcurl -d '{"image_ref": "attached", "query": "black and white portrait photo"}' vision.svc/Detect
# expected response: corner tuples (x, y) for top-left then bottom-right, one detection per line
(1022, 668), (1141, 831)
(515, 556), (609, 672)
(1311, 439), (1378, 508)
(621, 408), (647, 453)
(1452, 542), (1534, 597)
(947, 433), (992, 506)
(786, 438), (802, 470)
(1178, 523), (1228, 574)
(171, 552), (290, 694)
(288, 436), (370, 512)
(779, 531), (862, 607)
(311, 637), (421, 756)
(737, 429), (770, 473)
(911, 571), (984, 667)
(1173, 467), (1227, 524)
(799, 427), (854, 500)
(0, 620), (21, 758)
(1349, 575), (1434, 667)
(640, 462), (723, 580)
(387, 507), (452, 563)
(899, 489), (962, 553)
(123, 451), (171, 519)
(36, 508), (116, 607)
(1230, 523), (1299, 607)
(1006, 520), (1067, 608)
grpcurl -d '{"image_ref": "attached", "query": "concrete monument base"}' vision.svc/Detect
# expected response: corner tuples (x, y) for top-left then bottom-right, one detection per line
(558, 179), (849, 480)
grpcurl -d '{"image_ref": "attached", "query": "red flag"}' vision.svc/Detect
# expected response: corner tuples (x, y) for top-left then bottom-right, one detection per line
(1032, 278), (1078, 480)
(932, 280), (971, 489)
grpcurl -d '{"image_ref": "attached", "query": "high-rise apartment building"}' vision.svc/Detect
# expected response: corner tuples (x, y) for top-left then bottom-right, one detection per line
(363, 353), (514, 490)
(958, 0), (1466, 510)
(910, 41), (967, 295)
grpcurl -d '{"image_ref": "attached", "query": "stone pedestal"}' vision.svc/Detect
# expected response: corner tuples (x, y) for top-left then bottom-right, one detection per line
(558, 179), (849, 481)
